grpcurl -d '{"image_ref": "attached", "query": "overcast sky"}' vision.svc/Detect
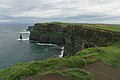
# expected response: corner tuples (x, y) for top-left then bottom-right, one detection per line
(0, 0), (120, 24)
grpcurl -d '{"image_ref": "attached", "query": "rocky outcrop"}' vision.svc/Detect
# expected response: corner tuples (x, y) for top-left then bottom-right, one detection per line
(26, 26), (33, 31)
(29, 23), (120, 56)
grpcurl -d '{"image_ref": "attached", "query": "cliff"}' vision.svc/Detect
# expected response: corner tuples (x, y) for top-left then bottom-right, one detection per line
(29, 23), (66, 44)
(29, 22), (120, 55)
(0, 22), (120, 80)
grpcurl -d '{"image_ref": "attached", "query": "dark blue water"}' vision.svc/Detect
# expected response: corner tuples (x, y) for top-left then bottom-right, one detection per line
(0, 23), (60, 68)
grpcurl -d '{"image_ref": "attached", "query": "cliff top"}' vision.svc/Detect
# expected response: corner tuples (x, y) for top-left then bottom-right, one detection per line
(82, 24), (120, 32)
(34, 22), (120, 32)
(69, 23), (120, 32)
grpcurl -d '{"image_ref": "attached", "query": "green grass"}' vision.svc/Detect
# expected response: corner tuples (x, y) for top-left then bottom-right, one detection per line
(0, 41), (120, 80)
(46, 22), (68, 25)
(55, 68), (93, 80)
(0, 56), (94, 80)
(77, 41), (120, 66)
(34, 22), (68, 28)
(83, 24), (120, 32)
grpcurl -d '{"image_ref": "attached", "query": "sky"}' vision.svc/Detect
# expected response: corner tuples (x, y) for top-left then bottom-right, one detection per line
(0, 0), (120, 24)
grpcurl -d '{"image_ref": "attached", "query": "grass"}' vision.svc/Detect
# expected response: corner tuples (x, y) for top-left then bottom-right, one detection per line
(34, 22), (120, 32)
(55, 68), (93, 80)
(34, 22), (68, 28)
(23, 68), (93, 80)
(83, 24), (120, 32)
(0, 56), (95, 80)
(77, 41), (120, 66)
(0, 41), (120, 80)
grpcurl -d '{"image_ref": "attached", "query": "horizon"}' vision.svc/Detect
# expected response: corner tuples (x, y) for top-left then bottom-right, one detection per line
(0, 0), (120, 24)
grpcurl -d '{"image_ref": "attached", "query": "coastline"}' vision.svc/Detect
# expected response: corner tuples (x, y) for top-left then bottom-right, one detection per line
(0, 22), (120, 80)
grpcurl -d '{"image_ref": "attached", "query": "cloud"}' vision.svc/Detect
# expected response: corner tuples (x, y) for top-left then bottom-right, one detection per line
(0, 0), (120, 24)
(0, 4), (12, 8)
(0, 20), (15, 22)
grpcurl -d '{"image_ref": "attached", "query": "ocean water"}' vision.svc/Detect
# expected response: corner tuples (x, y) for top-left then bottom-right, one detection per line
(0, 23), (61, 68)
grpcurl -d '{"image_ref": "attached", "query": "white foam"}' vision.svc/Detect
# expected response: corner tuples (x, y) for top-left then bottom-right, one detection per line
(61, 47), (64, 50)
(19, 31), (30, 34)
(58, 47), (64, 58)
(37, 43), (64, 58)
(21, 30), (27, 31)
(17, 38), (29, 41)
(36, 43), (58, 47)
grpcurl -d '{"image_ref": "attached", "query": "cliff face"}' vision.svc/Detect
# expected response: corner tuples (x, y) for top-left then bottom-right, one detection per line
(64, 25), (120, 55)
(29, 23), (66, 45)
(30, 31), (65, 44)
(29, 23), (120, 56)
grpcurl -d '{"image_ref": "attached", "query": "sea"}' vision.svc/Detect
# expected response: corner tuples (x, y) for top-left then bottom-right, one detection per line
(0, 23), (62, 69)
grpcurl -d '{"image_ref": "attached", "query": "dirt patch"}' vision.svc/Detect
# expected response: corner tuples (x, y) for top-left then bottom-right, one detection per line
(83, 61), (120, 80)
(25, 61), (120, 80)
(25, 73), (72, 80)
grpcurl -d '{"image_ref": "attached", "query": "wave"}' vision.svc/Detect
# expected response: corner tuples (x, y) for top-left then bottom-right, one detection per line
(21, 30), (27, 32)
(36, 43), (58, 47)
(17, 38), (29, 41)
(52, 50), (64, 58)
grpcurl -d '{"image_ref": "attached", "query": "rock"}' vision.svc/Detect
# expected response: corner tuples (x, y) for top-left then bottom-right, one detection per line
(26, 26), (33, 31)
(28, 22), (120, 56)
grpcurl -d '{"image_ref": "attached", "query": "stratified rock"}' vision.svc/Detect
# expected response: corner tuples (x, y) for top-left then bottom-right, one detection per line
(29, 22), (120, 56)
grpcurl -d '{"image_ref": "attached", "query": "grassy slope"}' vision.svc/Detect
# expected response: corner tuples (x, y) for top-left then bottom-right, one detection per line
(0, 55), (94, 80)
(0, 41), (120, 80)
(77, 41), (120, 66)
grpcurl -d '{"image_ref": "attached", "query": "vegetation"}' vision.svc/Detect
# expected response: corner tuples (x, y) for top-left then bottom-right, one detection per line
(0, 41), (120, 80)
(0, 56), (95, 80)
(77, 41), (120, 66)
(83, 24), (120, 32)
(34, 22), (120, 32)
(34, 22), (68, 28)
(46, 22), (67, 25)
(54, 68), (93, 80)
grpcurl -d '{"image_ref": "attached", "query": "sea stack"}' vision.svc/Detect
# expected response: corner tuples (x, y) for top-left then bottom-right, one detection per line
(20, 34), (22, 40)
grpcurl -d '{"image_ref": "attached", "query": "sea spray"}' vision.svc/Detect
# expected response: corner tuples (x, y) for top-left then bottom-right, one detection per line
(36, 43), (58, 47)
(17, 38), (29, 41)
(58, 46), (64, 58)
(18, 29), (30, 34)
